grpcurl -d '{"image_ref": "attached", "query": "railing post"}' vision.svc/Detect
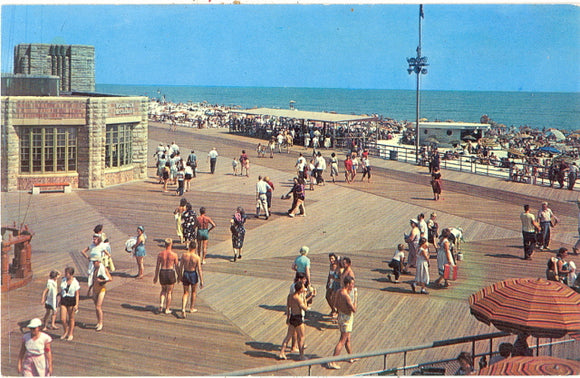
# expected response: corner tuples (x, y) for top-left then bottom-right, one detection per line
(489, 337), (493, 361)
(308, 365), (312, 376)
(471, 340), (476, 367)
(384, 354), (387, 371)
(403, 351), (407, 375)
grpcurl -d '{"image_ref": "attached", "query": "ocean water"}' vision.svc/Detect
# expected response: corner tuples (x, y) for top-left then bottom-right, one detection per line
(97, 84), (580, 131)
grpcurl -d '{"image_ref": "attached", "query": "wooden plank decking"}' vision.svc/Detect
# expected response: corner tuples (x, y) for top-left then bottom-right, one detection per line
(2, 123), (579, 376)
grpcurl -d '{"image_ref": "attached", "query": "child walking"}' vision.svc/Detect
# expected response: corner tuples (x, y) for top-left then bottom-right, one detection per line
(41, 270), (61, 330)
(232, 157), (239, 176)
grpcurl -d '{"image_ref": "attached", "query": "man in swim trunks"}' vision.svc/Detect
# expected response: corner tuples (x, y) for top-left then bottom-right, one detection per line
(327, 276), (357, 370)
(279, 281), (309, 361)
(153, 238), (179, 314)
(196, 207), (216, 264)
(178, 240), (204, 318)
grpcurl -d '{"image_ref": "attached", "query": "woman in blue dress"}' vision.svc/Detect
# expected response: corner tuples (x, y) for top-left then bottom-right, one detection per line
(132, 226), (147, 279)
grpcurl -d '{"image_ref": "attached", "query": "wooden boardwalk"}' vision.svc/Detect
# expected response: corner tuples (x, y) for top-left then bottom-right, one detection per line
(2, 123), (579, 376)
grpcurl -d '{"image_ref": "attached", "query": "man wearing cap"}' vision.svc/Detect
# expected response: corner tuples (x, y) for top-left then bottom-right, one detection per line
(154, 238), (179, 314)
(292, 246), (311, 287)
(18, 318), (52, 376)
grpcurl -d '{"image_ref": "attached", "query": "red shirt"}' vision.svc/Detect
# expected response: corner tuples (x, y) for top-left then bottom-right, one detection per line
(344, 159), (353, 171)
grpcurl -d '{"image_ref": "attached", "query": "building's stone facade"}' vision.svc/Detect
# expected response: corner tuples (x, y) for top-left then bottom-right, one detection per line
(1, 96), (148, 192)
(14, 44), (95, 92)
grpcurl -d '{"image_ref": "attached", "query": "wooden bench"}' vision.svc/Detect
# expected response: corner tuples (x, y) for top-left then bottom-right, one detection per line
(32, 182), (71, 195)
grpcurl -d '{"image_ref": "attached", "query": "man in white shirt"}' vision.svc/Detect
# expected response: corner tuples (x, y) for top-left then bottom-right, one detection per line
(207, 147), (219, 174)
(521, 204), (540, 259)
(296, 153), (306, 180)
(256, 176), (272, 220)
(315, 152), (326, 185)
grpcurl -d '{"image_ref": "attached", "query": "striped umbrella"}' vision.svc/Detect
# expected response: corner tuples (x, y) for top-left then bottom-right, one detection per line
(469, 278), (580, 339)
(479, 356), (580, 375)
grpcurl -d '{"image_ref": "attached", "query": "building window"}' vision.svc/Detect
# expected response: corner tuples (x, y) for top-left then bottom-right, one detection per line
(105, 123), (133, 168)
(447, 130), (453, 136)
(20, 126), (77, 173)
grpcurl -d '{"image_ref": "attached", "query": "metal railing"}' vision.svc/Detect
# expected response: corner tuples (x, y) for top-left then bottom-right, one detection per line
(375, 143), (578, 190)
(223, 332), (577, 376)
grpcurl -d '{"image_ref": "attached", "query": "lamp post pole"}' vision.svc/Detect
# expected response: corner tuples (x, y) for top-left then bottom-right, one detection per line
(407, 5), (428, 163)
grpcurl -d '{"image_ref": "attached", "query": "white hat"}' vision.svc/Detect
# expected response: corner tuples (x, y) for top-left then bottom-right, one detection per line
(410, 219), (419, 225)
(27, 318), (42, 328)
(299, 246), (310, 255)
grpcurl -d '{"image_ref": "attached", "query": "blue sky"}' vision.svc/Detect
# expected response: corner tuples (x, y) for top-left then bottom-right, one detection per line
(1, 4), (579, 92)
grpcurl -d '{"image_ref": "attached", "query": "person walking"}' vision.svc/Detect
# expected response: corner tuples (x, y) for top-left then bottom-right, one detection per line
(405, 219), (420, 268)
(431, 167), (443, 201)
(264, 176), (275, 211)
(174, 198), (188, 243)
(326, 276), (358, 370)
(59, 267), (80, 341)
(411, 237), (430, 294)
(90, 258), (112, 331)
(360, 155), (371, 183)
(153, 238), (179, 314)
(132, 226), (147, 279)
(330, 152), (339, 183)
(568, 162), (578, 190)
(287, 177), (306, 217)
(40, 270), (60, 331)
(292, 246), (312, 286)
(186, 149), (197, 178)
(181, 203), (198, 244)
(196, 207), (217, 264)
(278, 281), (309, 361)
(18, 318), (52, 376)
(255, 176), (272, 220)
(537, 202), (558, 250)
(520, 204), (540, 260)
(433, 229), (456, 288)
(207, 147), (219, 174)
(178, 240), (204, 318)
(230, 207), (247, 262)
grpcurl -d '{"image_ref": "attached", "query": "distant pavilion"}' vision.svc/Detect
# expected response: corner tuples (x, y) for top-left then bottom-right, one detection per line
(230, 107), (377, 147)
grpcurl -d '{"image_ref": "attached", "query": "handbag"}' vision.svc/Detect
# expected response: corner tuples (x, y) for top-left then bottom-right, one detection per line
(550, 218), (558, 227)
(443, 263), (458, 280)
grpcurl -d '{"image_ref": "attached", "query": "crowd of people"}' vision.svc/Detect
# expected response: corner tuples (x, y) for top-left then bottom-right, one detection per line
(17, 110), (580, 376)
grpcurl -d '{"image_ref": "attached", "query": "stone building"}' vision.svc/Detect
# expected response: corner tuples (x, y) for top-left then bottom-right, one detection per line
(1, 44), (148, 192)
(1, 96), (148, 192)
(13, 44), (95, 92)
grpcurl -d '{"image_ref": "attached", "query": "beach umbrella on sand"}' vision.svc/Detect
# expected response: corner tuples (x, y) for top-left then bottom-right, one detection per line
(478, 356), (580, 376)
(507, 148), (526, 158)
(462, 135), (477, 141)
(547, 129), (566, 141)
(538, 146), (561, 155)
(469, 278), (580, 339)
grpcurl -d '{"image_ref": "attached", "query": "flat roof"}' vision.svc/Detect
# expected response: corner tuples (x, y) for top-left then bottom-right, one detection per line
(412, 121), (490, 129)
(231, 107), (375, 123)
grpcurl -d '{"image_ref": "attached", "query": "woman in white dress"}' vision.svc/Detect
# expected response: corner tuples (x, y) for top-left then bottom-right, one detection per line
(411, 237), (430, 294)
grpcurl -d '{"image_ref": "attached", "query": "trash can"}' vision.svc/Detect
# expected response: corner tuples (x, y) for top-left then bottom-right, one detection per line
(389, 150), (398, 161)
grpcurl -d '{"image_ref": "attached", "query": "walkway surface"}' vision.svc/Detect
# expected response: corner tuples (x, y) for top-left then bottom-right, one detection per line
(2, 124), (579, 376)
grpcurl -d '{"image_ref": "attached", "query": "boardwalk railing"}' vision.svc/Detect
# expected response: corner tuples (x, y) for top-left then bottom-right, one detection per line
(223, 332), (578, 376)
(375, 143), (578, 190)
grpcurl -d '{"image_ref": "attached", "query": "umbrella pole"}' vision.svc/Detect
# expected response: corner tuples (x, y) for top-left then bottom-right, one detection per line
(536, 337), (540, 356)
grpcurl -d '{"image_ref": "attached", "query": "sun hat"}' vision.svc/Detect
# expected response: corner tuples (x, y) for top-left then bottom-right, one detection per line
(137, 226), (145, 232)
(27, 318), (42, 328)
(410, 219), (419, 225)
(299, 246), (310, 255)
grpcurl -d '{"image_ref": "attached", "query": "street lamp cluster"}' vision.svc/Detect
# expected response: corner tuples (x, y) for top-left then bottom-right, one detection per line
(406, 5), (429, 162)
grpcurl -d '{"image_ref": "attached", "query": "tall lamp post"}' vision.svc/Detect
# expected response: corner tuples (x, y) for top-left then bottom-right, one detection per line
(407, 4), (429, 163)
